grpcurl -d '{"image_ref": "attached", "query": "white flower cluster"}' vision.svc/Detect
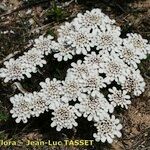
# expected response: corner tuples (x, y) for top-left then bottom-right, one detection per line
(10, 92), (48, 123)
(0, 9), (149, 82)
(1, 8), (150, 144)
(0, 35), (54, 82)
(10, 78), (82, 131)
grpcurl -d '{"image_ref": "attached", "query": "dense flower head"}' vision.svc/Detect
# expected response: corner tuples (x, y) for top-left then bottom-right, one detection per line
(108, 87), (131, 109)
(66, 28), (95, 55)
(117, 45), (141, 68)
(99, 54), (128, 83)
(39, 78), (63, 105)
(73, 9), (115, 31)
(22, 48), (46, 67)
(94, 24), (122, 52)
(75, 92), (113, 121)
(79, 73), (106, 94)
(30, 92), (48, 117)
(121, 68), (145, 96)
(61, 79), (84, 102)
(57, 22), (75, 41)
(66, 60), (97, 80)
(123, 33), (149, 59)
(50, 102), (81, 131)
(10, 93), (33, 123)
(33, 35), (54, 55)
(93, 115), (122, 143)
(0, 58), (25, 82)
(53, 39), (75, 61)
(21, 48), (47, 78)
(83, 51), (108, 69)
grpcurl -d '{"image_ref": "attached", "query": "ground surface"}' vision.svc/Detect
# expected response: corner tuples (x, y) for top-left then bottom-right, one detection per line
(0, 0), (150, 150)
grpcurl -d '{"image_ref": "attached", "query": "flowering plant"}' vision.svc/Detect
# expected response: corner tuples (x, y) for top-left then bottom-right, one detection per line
(0, 8), (149, 144)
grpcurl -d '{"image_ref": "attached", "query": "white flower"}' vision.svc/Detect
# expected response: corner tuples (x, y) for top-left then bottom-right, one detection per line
(34, 35), (53, 55)
(10, 93), (33, 123)
(118, 45), (141, 68)
(66, 28), (95, 55)
(83, 51), (109, 69)
(50, 102), (81, 131)
(99, 54), (128, 83)
(30, 92), (48, 117)
(93, 115), (122, 143)
(21, 48), (46, 78)
(66, 60), (98, 80)
(66, 60), (96, 80)
(53, 39), (75, 61)
(73, 9), (115, 31)
(121, 69), (145, 96)
(94, 24), (122, 52)
(67, 60), (89, 79)
(61, 79), (84, 102)
(123, 33), (149, 59)
(0, 58), (25, 82)
(39, 78), (63, 105)
(79, 73), (106, 94)
(108, 87), (131, 109)
(0, 36), (51, 82)
(75, 92), (113, 122)
(57, 22), (75, 40)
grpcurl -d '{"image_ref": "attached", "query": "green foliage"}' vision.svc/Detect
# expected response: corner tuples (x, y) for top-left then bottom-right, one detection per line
(46, 28), (56, 37)
(146, 54), (150, 60)
(46, 1), (67, 21)
(0, 131), (8, 139)
(0, 111), (8, 122)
